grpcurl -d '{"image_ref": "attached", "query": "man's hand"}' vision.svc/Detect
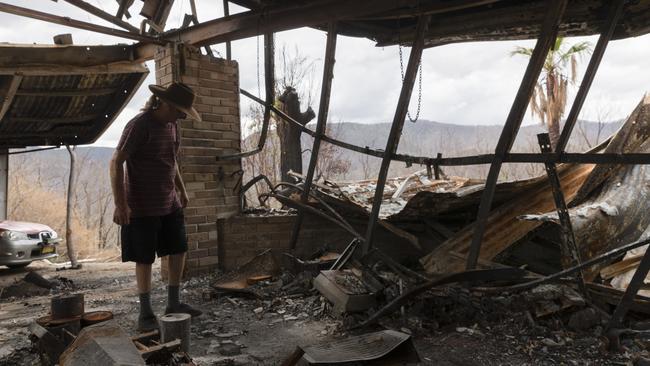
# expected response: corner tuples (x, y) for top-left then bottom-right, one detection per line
(180, 191), (189, 208)
(113, 205), (131, 225)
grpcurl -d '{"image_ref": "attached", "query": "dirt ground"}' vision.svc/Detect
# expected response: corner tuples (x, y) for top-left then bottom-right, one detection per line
(0, 260), (647, 365)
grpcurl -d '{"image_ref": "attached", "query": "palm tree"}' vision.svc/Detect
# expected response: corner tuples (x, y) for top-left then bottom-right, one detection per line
(512, 37), (592, 149)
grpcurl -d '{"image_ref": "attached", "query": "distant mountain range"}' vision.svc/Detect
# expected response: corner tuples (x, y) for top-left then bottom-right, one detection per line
(12, 119), (623, 181)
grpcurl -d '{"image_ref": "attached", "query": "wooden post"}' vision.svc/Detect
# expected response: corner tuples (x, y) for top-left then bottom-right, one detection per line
(223, 0), (231, 60)
(65, 145), (79, 269)
(160, 313), (191, 353)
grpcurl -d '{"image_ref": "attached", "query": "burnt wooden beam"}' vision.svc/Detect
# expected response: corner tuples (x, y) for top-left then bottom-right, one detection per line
(0, 2), (158, 43)
(356, 0), (503, 20)
(555, 0), (625, 154)
(363, 14), (431, 255)
(466, 0), (568, 270)
(15, 88), (116, 97)
(162, 0), (403, 47)
(0, 44), (135, 68)
(538, 133), (588, 295)
(8, 114), (98, 124)
(115, 0), (131, 20)
(223, 0), (232, 60)
(0, 74), (22, 122)
(289, 22), (338, 249)
(61, 0), (140, 33)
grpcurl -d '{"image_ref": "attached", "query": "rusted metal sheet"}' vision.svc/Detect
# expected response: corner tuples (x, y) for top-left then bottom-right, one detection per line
(522, 96), (650, 280)
(59, 321), (145, 366)
(299, 330), (419, 364)
(420, 163), (594, 274)
(0, 45), (148, 148)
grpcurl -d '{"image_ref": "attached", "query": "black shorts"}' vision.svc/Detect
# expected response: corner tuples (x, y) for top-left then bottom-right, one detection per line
(121, 209), (188, 264)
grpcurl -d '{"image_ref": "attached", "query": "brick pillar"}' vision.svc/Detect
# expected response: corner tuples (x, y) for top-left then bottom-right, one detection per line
(155, 44), (241, 277)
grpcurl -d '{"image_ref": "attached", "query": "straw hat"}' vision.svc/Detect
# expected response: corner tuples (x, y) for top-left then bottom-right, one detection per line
(148, 82), (201, 121)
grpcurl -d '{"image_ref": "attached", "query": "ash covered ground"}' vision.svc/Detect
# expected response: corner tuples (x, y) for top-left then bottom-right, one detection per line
(0, 261), (648, 365)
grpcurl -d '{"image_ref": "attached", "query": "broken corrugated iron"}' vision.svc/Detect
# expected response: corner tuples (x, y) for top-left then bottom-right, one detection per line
(291, 330), (420, 365)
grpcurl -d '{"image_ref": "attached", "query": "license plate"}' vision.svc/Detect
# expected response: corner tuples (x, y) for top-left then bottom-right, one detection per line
(41, 246), (55, 254)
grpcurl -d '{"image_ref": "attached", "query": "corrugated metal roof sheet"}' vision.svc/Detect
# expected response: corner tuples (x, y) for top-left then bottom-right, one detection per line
(0, 44), (148, 148)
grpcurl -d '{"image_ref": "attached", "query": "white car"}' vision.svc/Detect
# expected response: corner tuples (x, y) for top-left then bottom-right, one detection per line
(0, 220), (61, 269)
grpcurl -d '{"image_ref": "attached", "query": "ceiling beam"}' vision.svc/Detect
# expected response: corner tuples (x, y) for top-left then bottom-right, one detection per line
(135, 0), (426, 59)
(356, 0), (503, 20)
(61, 0), (140, 33)
(116, 0), (132, 20)
(0, 2), (158, 43)
(0, 74), (22, 122)
(15, 87), (116, 97)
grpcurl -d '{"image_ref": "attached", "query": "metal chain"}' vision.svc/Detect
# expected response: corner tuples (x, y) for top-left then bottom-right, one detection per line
(399, 44), (423, 123)
(256, 35), (262, 98)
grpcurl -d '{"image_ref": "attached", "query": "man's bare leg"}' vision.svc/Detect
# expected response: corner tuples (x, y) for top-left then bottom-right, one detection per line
(136, 262), (158, 331)
(136, 262), (152, 293)
(167, 252), (185, 286)
(165, 253), (202, 317)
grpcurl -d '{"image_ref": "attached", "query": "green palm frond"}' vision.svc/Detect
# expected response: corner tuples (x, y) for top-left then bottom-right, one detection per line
(510, 46), (534, 57)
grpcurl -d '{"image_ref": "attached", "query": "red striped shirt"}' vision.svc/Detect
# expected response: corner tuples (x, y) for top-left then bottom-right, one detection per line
(117, 111), (181, 217)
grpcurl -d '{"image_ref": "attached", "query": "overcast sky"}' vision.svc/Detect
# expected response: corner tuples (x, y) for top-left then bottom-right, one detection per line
(1, 1), (649, 148)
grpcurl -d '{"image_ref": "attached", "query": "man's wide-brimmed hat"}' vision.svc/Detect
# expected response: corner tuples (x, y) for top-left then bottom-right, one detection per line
(149, 82), (201, 121)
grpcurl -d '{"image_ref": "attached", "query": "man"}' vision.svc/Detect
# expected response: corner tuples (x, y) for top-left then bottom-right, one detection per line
(110, 82), (202, 331)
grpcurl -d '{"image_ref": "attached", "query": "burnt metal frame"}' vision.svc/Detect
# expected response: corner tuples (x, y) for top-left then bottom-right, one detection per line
(289, 22), (338, 249)
(217, 33), (275, 162)
(363, 14), (431, 254)
(537, 133), (588, 296)
(18, 0), (648, 328)
(465, 0), (568, 269)
(0, 149), (6, 220)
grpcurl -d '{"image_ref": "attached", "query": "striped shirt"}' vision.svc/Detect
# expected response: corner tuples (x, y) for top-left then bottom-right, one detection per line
(117, 111), (181, 218)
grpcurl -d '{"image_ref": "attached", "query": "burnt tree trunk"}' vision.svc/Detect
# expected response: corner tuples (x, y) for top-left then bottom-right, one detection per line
(277, 87), (315, 183)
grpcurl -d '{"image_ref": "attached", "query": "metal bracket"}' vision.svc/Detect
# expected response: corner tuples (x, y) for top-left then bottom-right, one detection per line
(537, 133), (588, 296)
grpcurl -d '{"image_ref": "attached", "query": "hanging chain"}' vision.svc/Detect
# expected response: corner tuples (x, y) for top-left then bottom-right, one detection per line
(399, 44), (423, 123)
(256, 35), (262, 98)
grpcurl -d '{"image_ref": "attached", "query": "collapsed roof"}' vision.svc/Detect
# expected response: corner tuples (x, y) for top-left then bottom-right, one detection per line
(229, 0), (650, 47)
(0, 44), (148, 148)
(294, 95), (650, 280)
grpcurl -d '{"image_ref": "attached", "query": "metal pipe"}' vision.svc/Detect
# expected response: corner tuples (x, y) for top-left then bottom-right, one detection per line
(217, 33), (274, 162)
(261, 192), (364, 241)
(474, 236), (650, 294)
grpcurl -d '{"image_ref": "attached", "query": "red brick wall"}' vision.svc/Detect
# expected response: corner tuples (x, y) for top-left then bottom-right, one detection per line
(155, 44), (241, 276)
(218, 213), (354, 271)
